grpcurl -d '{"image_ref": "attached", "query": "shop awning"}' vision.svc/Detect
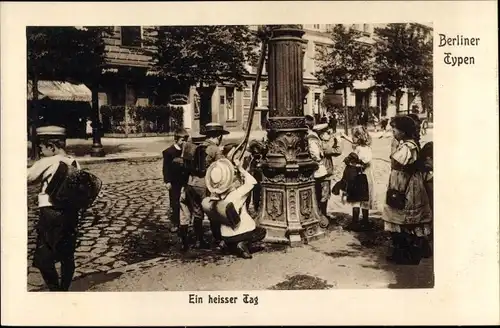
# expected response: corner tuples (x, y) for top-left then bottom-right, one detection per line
(27, 80), (91, 102)
(353, 79), (376, 90)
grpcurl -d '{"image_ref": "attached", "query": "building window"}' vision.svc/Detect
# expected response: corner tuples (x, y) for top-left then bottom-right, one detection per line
(363, 24), (370, 33)
(193, 94), (200, 120)
(352, 24), (361, 31)
(313, 24), (320, 30)
(121, 26), (142, 47)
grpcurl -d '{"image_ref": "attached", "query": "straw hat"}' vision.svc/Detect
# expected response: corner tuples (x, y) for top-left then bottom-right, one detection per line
(205, 158), (236, 195)
(36, 125), (66, 137)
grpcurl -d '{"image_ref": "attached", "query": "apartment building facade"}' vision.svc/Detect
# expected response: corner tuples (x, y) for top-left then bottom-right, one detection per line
(96, 24), (432, 134)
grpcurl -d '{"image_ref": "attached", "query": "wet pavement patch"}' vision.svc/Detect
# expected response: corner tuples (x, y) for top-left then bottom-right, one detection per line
(70, 271), (123, 291)
(323, 249), (360, 258)
(119, 221), (232, 266)
(119, 221), (178, 264)
(327, 212), (352, 228)
(251, 242), (288, 254)
(269, 274), (334, 290)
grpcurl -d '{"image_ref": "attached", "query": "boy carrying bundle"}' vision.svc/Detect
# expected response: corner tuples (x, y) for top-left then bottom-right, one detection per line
(28, 126), (101, 291)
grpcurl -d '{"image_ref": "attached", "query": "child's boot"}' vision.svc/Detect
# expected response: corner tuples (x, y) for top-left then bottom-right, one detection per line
(193, 219), (210, 249)
(348, 207), (360, 230)
(360, 208), (371, 230)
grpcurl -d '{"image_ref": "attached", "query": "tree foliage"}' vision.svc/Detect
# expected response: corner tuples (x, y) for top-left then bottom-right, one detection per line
(314, 24), (373, 91)
(144, 25), (259, 91)
(27, 26), (112, 85)
(373, 23), (433, 94)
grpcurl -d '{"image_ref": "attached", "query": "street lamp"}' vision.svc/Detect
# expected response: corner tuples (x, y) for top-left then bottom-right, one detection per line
(89, 74), (105, 157)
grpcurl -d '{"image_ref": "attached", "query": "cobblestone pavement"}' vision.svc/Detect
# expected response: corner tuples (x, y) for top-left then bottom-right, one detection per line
(27, 160), (171, 290)
(27, 131), (433, 291)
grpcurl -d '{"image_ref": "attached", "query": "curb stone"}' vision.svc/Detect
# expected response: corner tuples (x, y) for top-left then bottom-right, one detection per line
(27, 153), (162, 168)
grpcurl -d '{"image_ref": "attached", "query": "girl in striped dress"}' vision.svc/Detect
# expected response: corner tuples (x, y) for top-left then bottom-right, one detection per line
(382, 116), (432, 265)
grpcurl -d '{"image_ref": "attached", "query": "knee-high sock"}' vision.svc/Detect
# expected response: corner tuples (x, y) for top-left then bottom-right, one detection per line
(352, 207), (360, 221)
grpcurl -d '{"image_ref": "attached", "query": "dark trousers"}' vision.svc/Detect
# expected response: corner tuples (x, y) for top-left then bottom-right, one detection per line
(33, 207), (78, 291)
(168, 184), (183, 228)
(315, 178), (330, 217)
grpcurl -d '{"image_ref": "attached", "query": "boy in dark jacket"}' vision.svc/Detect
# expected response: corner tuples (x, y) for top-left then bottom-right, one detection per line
(162, 129), (190, 233)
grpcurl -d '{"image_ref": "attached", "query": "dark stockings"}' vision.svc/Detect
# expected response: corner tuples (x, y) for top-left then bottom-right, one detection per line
(178, 225), (189, 252)
(361, 209), (369, 224)
(319, 201), (328, 217)
(60, 257), (75, 291)
(352, 207), (360, 222)
(39, 264), (60, 291)
(38, 256), (75, 291)
(388, 232), (424, 265)
(209, 220), (222, 243)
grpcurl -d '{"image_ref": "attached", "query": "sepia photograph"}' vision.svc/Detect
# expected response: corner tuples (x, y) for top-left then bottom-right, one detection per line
(2, 0), (499, 325)
(26, 23), (435, 292)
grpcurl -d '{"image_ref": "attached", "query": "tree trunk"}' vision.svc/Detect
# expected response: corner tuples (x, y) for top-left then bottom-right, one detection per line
(343, 86), (349, 135)
(408, 91), (416, 113)
(30, 76), (40, 160)
(124, 83), (130, 136)
(395, 90), (403, 114)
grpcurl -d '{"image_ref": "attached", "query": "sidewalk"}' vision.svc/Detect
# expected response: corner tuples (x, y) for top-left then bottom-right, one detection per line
(27, 127), (432, 167)
(27, 130), (267, 166)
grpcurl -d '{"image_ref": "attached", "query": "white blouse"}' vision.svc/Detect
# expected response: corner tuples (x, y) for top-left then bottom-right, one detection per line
(220, 169), (258, 238)
(27, 154), (81, 208)
(391, 140), (419, 166)
(354, 145), (373, 165)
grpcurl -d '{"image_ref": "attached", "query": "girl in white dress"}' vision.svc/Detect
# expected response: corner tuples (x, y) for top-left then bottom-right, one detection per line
(344, 126), (375, 230)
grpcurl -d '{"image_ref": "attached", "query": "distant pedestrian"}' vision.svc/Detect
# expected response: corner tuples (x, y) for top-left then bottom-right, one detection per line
(329, 112), (338, 133)
(27, 126), (81, 291)
(378, 116), (392, 139)
(86, 119), (93, 140)
(380, 116), (389, 131)
(359, 110), (369, 128)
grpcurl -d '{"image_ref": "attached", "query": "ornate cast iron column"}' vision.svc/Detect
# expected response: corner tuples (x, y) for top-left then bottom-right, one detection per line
(257, 25), (326, 246)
